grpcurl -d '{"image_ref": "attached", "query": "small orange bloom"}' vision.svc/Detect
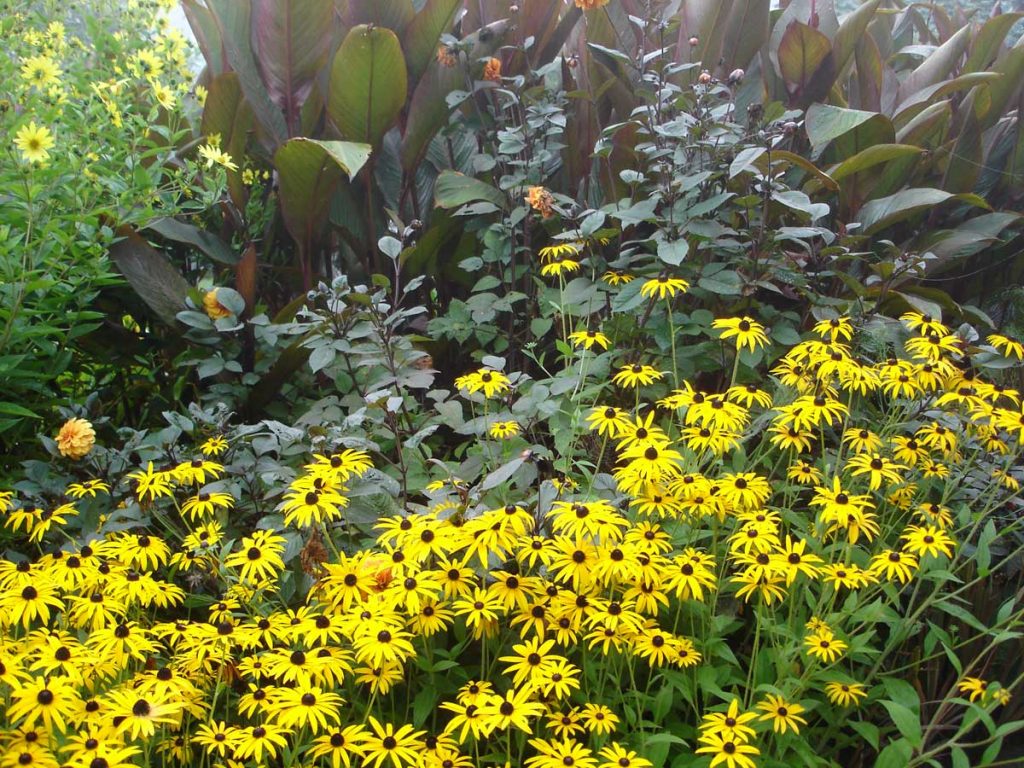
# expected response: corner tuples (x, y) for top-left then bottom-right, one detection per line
(526, 186), (555, 219)
(483, 57), (502, 81)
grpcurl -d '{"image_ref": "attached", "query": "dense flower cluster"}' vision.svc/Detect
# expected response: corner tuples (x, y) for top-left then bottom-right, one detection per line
(1, 310), (1020, 768)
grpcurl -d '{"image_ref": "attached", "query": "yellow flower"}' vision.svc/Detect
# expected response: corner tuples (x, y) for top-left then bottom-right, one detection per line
(21, 55), (62, 88)
(568, 329), (610, 350)
(488, 420), (520, 439)
(56, 418), (96, 459)
(712, 316), (770, 353)
(988, 333), (1024, 361)
(640, 276), (689, 300)
(204, 289), (232, 320)
(15, 121), (56, 164)
(198, 143), (239, 171)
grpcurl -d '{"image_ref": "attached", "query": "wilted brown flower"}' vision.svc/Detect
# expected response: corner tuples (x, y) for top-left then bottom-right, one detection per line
(436, 45), (458, 68)
(56, 418), (95, 460)
(526, 186), (555, 219)
(483, 57), (502, 82)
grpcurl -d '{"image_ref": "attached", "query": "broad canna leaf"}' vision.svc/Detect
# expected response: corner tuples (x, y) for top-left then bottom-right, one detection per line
(962, 13), (1024, 74)
(856, 188), (988, 235)
(433, 171), (506, 210)
(777, 21), (835, 107)
(403, 0), (462, 86)
(251, 0), (336, 135)
(827, 144), (924, 183)
(327, 25), (408, 148)
(182, 0), (227, 75)
(805, 103), (894, 161)
(895, 25), (971, 109)
(109, 227), (192, 327)
(145, 218), (238, 266)
(205, 0), (288, 147)
(832, 0), (880, 77)
(273, 138), (373, 255)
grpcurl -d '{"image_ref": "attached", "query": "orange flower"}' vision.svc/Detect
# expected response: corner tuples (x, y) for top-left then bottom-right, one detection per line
(203, 289), (232, 320)
(437, 45), (458, 68)
(56, 418), (95, 460)
(483, 57), (502, 82)
(574, 0), (609, 8)
(526, 186), (555, 219)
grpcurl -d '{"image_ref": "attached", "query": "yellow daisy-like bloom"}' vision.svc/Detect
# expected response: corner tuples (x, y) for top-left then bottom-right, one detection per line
(824, 681), (868, 707)
(203, 289), (232, 320)
(15, 121), (56, 164)
(56, 418), (96, 460)
(900, 311), (948, 336)
(812, 316), (854, 342)
(756, 694), (807, 734)
(455, 368), (511, 398)
(868, 549), (918, 584)
(568, 329), (610, 350)
(488, 420), (520, 439)
(200, 435), (229, 456)
(540, 259), (581, 277)
(694, 731), (759, 768)
(601, 270), (634, 285)
(611, 364), (663, 389)
(21, 55), (62, 88)
(957, 677), (989, 702)
(804, 630), (847, 663)
(640, 276), (690, 300)
(712, 316), (770, 353)
(988, 333), (1024, 361)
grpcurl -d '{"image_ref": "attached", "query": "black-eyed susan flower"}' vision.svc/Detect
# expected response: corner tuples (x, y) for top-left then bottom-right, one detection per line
(568, 329), (611, 350)
(640, 275), (690, 300)
(601, 270), (635, 285)
(199, 434), (229, 456)
(66, 479), (111, 498)
(869, 549), (918, 584)
(579, 703), (619, 734)
(957, 677), (989, 702)
(488, 420), (521, 439)
(988, 333), (1024, 361)
(805, 629), (847, 663)
(308, 725), (368, 768)
(901, 311), (948, 336)
(525, 737), (598, 768)
(901, 525), (955, 559)
(694, 731), (760, 768)
(362, 717), (425, 768)
(611, 363), (663, 389)
(233, 723), (290, 763)
(756, 694), (807, 734)
(813, 316), (853, 342)
(712, 316), (769, 353)
(454, 368), (511, 398)
(598, 742), (652, 768)
(824, 681), (868, 707)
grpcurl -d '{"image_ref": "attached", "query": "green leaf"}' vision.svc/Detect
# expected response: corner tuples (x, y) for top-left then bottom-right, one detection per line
(882, 678), (921, 715)
(828, 144), (925, 182)
(963, 13), (1024, 73)
(403, 0), (461, 86)
(850, 720), (880, 750)
(109, 227), (192, 327)
(0, 402), (41, 419)
(657, 238), (689, 266)
(897, 25), (971, 107)
(881, 700), (922, 748)
(874, 739), (913, 768)
(481, 457), (526, 490)
(857, 188), (983, 235)
(433, 171), (506, 210)
(205, 0), (288, 146)
(273, 138), (372, 253)
(776, 20), (835, 106)
(327, 25), (408, 147)
(251, 0), (335, 132)
(146, 218), (238, 265)
(805, 103), (894, 160)
(832, 0), (881, 76)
